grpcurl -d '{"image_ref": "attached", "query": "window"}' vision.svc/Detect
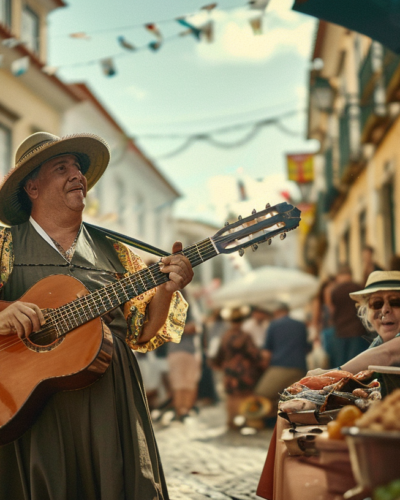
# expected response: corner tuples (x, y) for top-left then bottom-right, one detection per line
(21, 6), (39, 53)
(0, 0), (11, 27)
(0, 124), (11, 180)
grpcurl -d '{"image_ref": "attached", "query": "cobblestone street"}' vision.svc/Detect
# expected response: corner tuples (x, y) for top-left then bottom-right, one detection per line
(154, 404), (273, 500)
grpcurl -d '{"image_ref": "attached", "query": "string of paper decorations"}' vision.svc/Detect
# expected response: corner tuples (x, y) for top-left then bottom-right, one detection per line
(0, 1), (271, 77)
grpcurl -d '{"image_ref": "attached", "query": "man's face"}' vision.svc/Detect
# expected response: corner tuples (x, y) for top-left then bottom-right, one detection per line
(26, 154), (88, 214)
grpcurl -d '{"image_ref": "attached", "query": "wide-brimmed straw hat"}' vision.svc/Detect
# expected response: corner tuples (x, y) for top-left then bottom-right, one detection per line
(350, 270), (400, 302)
(220, 305), (251, 322)
(0, 131), (110, 226)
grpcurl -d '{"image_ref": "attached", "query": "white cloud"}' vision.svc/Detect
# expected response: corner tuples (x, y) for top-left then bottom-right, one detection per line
(125, 85), (147, 100)
(195, 3), (315, 64)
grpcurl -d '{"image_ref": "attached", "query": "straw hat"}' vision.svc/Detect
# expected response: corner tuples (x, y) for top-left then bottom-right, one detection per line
(350, 270), (400, 302)
(0, 131), (110, 226)
(220, 305), (251, 322)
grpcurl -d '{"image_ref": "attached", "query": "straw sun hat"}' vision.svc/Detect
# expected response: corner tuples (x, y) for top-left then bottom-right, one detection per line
(0, 131), (110, 226)
(350, 270), (400, 303)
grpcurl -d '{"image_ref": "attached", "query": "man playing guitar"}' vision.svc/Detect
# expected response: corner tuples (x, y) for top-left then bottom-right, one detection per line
(0, 131), (193, 500)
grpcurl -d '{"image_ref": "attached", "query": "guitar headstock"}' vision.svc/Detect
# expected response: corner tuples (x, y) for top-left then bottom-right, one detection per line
(212, 202), (301, 255)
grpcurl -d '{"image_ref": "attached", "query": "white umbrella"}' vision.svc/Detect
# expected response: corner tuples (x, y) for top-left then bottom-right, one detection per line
(210, 266), (319, 310)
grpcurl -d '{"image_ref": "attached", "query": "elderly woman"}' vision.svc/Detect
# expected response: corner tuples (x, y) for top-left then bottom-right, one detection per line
(308, 271), (400, 392)
(352, 270), (400, 346)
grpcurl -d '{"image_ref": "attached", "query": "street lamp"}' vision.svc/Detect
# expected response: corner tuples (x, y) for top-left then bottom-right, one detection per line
(311, 76), (335, 114)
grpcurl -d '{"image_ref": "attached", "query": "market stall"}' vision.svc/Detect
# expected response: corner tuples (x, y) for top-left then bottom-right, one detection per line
(257, 367), (400, 500)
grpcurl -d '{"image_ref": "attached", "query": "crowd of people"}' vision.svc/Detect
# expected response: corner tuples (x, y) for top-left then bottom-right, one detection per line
(136, 243), (400, 434)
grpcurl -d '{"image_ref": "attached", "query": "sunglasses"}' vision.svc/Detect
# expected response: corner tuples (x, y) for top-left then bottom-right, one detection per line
(368, 298), (400, 310)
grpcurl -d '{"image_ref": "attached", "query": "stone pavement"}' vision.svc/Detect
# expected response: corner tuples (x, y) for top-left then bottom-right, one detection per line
(154, 404), (273, 500)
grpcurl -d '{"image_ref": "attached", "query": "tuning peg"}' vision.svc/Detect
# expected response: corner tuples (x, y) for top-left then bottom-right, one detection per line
(251, 244), (258, 252)
(268, 239), (272, 245)
(238, 215), (242, 220)
(252, 209), (256, 215)
(280, 233), (286, 240)
(265, 203), (271, 209)
(238, 248), (245, 257)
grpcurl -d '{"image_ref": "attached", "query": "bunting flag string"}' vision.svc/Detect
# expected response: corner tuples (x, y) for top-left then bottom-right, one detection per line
(0, 1), (274, 78)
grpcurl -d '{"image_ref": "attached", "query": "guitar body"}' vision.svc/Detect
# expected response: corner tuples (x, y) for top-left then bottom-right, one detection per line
(0, 274), (113, 446)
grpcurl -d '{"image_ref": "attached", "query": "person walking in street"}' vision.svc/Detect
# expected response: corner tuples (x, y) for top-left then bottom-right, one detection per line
(167, 289), (202, 422)
(213, 306), (265, 429)
(242, 306), (272, 349)
(0, 131), (193, 500)
(254, 303), (311, 415)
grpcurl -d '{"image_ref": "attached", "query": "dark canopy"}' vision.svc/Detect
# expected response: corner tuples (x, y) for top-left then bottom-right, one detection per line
(293, 0), (400, 54)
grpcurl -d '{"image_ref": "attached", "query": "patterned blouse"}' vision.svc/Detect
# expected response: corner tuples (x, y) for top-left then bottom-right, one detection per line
(0, 226), (188, 353)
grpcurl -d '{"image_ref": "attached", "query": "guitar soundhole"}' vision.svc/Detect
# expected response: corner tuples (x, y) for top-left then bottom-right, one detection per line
(23, 328), (64, 352)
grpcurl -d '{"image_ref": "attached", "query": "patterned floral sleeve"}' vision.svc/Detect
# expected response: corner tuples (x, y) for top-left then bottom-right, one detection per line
(111, 240), (188, 353)
(0, 227), (14, 292)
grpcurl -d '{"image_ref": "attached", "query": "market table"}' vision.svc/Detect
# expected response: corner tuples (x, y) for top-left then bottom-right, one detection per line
(257, 416), (357, 500)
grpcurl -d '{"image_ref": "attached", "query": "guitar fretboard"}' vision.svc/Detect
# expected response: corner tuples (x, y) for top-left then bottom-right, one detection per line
(49, 237), (218, 337)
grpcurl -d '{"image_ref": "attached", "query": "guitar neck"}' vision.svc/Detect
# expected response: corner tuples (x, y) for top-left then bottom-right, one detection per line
(52, 238), (218, 336)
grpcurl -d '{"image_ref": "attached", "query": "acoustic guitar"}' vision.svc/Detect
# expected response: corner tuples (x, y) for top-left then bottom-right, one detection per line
(0, 201), (300, 445)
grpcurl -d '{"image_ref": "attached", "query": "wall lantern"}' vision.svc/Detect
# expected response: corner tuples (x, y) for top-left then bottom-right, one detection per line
(311, 76), (335, 114)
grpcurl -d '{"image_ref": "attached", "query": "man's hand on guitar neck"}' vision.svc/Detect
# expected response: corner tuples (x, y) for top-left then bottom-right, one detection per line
(0, 301), (45, 339)
(158, 241), (194, 293)
(136, 241), (193, 345)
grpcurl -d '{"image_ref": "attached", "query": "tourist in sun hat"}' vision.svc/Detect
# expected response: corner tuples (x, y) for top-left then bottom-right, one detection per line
(0, 131), (193, 499)
(350, 270), (400, 347)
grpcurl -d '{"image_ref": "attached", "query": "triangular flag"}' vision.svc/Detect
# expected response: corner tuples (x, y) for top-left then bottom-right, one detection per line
(176, 19), (201, 40)
(148, 40), (162, 51)
(201, 3), (217, 10)
(201, 21), (214, 43)
(179, 29), (193, 37)
(11, 56), (29, 76)
(100, 58), (116, 77)
(249, 17), (263, 35)
(2, 38), (20, 48)
(145, 24), (163, 41)
(118, 36), (136, 51)
(69, 32), (91, 40)
(248, 0), (270, 10)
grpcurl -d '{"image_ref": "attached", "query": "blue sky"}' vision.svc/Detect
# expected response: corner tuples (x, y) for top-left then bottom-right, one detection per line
(48, 0), (318, 224)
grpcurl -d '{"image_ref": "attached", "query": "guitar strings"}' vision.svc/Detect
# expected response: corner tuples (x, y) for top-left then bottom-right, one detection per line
(0, 239), (218, 352)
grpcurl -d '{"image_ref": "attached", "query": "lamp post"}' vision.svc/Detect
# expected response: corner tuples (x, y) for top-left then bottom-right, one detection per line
(311, 76), (335, 114)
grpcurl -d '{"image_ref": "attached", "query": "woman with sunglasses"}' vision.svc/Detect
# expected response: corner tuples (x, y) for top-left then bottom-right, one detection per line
(308, 271), (400, 393)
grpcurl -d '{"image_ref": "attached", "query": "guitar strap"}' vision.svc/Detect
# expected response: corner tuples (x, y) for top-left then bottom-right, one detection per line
(83, 222), (170, 257)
